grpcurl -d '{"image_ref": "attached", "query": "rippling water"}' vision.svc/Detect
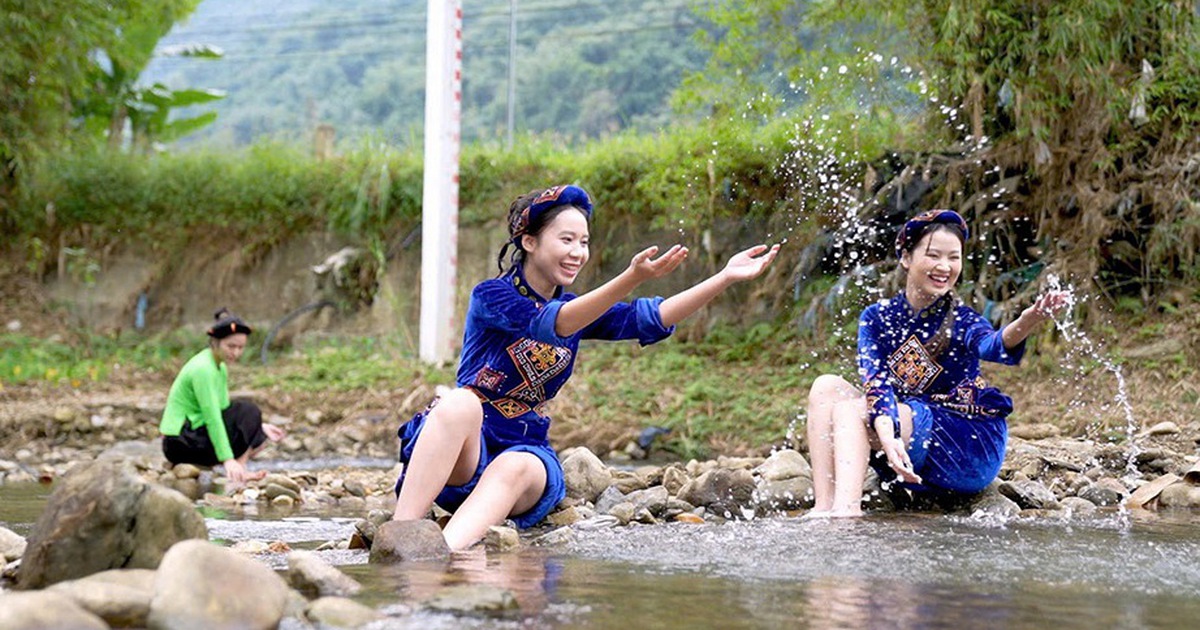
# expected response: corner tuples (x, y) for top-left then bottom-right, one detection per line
(6, 481), (1200, 629)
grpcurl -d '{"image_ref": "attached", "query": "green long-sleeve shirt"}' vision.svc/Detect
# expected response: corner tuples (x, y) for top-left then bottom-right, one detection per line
(159, 348), (235, 462)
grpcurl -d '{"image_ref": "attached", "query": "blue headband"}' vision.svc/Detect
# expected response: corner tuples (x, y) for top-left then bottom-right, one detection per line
(895, 209), (969, 258)
(510, 185), (593, 242)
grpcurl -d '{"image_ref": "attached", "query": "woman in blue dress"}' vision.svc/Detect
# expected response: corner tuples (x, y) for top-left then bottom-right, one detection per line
(392, 184), (780, 548)
(805, 209), (1068, 517)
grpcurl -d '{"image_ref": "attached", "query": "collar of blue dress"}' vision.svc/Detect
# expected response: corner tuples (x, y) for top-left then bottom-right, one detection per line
(508, 265), (563, 306)
(894, 291), (955, 320)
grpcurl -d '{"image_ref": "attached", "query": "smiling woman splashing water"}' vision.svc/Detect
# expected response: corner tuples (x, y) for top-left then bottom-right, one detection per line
(805, 210), (1068, 517)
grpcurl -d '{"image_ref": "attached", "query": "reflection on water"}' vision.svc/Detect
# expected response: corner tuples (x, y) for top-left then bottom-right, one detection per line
(6, 480), (1200, 629)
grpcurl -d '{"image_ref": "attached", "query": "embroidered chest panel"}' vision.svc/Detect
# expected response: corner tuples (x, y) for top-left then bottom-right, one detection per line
(886, 334), (943, 394)
(505, 338), (572, 403)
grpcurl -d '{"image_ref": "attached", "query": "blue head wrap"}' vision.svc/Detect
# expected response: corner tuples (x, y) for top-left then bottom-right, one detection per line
(509, 185), (593, 243)
(895, 209), (969, 258)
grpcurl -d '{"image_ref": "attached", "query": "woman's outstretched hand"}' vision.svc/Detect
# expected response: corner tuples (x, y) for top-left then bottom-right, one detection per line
(720, 244), (780, 283)
(628, 244), (689, 283)
(1025, 290), (1071, 323)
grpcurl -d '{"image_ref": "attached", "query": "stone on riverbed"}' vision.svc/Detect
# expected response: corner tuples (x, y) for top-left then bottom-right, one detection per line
(305, 596), (384, 628)
(423, 584), (518, 614)
(753, 449), (812, 481)
(47, 568), (156, 628)
(1078, 478), (1128, 507)
(148, 539), (289, 630)
(485, 525), (520, 552)
(677, 468), (756, 518)
(998, 479), (1060, 510)
(18, 461), (207, 589)
(286, 550), (362, 598)
(369, 520), (450, 563)
(0, 590), (109, 629)
(754, 477), (815, 512)
(0, 526), (25, 562)
(561, 447), (612, 503)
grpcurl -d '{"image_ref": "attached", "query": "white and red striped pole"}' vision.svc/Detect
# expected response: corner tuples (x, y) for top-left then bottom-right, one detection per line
(419, 0), (463, 365)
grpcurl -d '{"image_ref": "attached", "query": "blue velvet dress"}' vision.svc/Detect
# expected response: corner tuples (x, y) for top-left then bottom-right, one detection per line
(397, 266), (674, 527)
(859, 293), (1026, 494)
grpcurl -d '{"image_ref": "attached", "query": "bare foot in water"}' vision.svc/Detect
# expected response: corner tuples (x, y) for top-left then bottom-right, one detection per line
(800, 509), (833, 520)
(828, 508), (864, 518)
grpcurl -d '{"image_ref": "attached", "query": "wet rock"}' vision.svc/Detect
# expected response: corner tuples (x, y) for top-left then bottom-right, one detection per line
(677, 469), (756, 518)
(1158, 482), (1200, 507)
(998, 479), (1060, 510)
(272, 495), (297, 508)
(674, 513), (705, 524)
(612, 470), (648, 494)
(1125, 473), (1180, 508)
(661, 466), (691, 495)
(530, 527), (574, 547)
(0, 590), (108, 629)
(343, 480), (366, 498)
(716, 455), (764, 471)
(753, 449), (812, 482)
(1138, 421), (1181, 438)
(47, 568), (156, 628)
(968, 483), (1021, 519)
(19, 461), (207, 589)
(172, 464), (202, 479)
(635, 465), (665, 487)
(571, 515), (620, 531)
(264, 483), (300, 502)
(0, 526), (25, 562)
(754, 477), (815, 512)
(1078, 478), (1128, 507)
(423, 585), (518, 614)
(484, 526), (520, 552)
(624, 486), (669, 516)
(546, 506), (584, 527)
(560, 447), (613, 503)
(607, 502), (636, 525)
(1059, 496), (1099, 516)
(262, 474), (301, 494)
(286, 550), (361, 598)
(593, 486), (627, 515)
(148, 539), (289, 630)
(306, 596), (384, 628)
(369, 520), (450, 563)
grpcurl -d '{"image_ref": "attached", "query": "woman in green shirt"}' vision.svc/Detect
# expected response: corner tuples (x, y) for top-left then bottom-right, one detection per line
(159, 308), (285, 484)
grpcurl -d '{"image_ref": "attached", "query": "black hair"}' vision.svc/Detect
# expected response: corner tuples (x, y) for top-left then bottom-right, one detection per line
(900, 223), (966, 359)
(495, 189), (591, 274)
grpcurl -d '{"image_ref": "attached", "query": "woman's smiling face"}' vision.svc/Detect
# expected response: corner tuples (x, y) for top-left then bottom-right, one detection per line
(902, 227), (962, 307)
(521, 207), (590, 293)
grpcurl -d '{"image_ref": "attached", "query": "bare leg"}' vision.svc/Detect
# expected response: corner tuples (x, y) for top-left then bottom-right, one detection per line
(442, 451), (547, 551)
(392, 388), (484, 521)
(829, 396), (870, 516)
(806, 374), (864, 514)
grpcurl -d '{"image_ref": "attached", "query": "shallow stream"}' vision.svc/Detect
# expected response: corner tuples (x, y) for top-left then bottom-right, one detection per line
(4, 476), (1200, 628)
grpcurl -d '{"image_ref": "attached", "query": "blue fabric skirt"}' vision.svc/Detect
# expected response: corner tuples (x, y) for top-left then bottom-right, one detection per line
(873, 399), (1007, 495)
(395, 410), (566, 529)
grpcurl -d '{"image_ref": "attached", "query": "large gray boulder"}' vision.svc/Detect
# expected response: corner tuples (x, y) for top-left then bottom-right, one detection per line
(753, 449), (812, 482)
(147, 539), (290, 630)
(18, 461), (207, 589)
(369, 520), (450, 564)
(0, 590), (109, 630)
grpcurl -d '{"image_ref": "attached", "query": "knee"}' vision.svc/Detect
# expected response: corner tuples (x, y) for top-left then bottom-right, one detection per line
(428, 388), (483, 428)
(808, 374), (851, 405)
(488, 453), (546, 488)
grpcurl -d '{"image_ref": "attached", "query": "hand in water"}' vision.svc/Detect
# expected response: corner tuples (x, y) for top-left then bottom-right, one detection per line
(223, 458), (266, 486)
(879, 437), (922, 484)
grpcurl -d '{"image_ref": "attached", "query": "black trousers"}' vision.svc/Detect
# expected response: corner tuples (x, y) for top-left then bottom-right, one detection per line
(162, 399), (267, 466)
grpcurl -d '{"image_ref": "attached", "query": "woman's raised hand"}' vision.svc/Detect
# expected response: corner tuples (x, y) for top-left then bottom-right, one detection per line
(1027, 290), (1071, 322)
(628, 244), (689, 283)
(720, 244), (780, 283)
